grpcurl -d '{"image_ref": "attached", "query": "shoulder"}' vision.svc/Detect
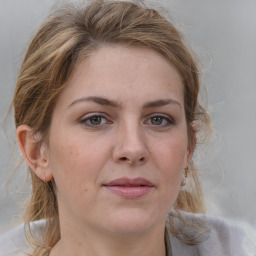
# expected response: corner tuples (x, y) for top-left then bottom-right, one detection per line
(169, 212), (256, 256)
(0, 220), (46, 256)
(197, 214), (254, 256)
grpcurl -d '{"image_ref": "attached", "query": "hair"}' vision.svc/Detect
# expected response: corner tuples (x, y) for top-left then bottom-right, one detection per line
(12, 0), (211, 255)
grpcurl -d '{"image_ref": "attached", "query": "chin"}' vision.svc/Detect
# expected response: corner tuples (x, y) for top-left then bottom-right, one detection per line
(101, 208), (164, 236)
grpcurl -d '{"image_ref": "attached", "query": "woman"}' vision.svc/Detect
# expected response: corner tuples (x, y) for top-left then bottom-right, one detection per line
(0, 0), (253, 255)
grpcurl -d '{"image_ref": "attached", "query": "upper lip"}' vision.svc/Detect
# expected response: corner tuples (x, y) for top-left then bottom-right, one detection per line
(104, 177), (154, 187)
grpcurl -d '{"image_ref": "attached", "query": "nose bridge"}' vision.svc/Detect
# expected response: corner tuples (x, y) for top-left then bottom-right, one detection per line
(123, 120), (144, 149)
(112, 117), (149, 165)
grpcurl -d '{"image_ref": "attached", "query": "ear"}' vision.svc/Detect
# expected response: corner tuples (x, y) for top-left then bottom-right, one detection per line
(16, 124), (53, 182)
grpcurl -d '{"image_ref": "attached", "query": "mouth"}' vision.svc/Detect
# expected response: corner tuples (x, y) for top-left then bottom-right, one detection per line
(103, 177), (154, 199)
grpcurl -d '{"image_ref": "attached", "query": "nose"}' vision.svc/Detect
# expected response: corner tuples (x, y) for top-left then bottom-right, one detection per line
(112, 125), (149, 166)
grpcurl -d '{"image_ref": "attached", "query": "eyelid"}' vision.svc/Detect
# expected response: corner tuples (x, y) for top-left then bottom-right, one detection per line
(80, 112), (103, 119)
(145, 113), (175, 122)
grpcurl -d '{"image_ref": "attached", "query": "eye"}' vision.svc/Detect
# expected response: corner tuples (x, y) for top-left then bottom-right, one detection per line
(80, 113), (111, 127)
(145, 114), (174, 127)
(151, 116), (165, 125)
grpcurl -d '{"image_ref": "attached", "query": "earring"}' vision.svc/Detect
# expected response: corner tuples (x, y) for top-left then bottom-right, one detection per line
(180, 168), (189, 190)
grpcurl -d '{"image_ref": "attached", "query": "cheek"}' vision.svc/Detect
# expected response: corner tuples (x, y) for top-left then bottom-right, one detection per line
(47, 136), (99, 189)
(148, 140), (187, 214)
(154, 137), (188, 174)
(48, 134), (109, 194)
(152, 135), (188, 199)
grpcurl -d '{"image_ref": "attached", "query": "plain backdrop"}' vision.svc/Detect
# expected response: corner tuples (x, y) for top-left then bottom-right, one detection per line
(0, 0), (256, 233)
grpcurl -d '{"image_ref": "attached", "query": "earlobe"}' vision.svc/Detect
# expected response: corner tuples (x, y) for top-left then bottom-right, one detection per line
(16, 125), (53, 182)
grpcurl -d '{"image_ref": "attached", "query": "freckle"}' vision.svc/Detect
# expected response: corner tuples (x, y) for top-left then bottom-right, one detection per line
(79, 188), (88, 196)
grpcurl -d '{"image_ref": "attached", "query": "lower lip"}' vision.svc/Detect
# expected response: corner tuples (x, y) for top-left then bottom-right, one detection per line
(104, 186), (153, 198)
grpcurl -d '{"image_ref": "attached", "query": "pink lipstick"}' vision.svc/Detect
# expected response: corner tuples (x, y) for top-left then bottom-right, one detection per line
(103, 177), (154, 198)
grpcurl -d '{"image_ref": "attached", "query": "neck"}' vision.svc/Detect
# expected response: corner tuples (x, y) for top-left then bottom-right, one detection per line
(50, 219), (166, 256)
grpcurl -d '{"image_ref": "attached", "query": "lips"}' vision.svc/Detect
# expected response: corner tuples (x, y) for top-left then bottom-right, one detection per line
(103, 177), (154, 198)
(105, 177), (154, 187)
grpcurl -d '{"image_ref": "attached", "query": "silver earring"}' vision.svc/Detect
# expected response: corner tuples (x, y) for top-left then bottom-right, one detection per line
(180, 168), (188, 190)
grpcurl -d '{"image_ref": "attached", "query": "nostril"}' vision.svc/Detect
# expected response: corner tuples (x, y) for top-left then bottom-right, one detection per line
(117, 155), (147, 164)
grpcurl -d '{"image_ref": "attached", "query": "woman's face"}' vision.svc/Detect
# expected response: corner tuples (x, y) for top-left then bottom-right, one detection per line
(44, 45), (192, 236)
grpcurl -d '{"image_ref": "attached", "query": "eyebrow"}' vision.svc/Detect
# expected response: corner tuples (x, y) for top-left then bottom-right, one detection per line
(69, 96), (119, 108)
(68, 96), (181, 109)
(142, 99), (181, 109)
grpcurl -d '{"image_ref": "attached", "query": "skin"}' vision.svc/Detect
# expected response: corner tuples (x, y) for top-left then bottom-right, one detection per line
(17, 45), (193, 256)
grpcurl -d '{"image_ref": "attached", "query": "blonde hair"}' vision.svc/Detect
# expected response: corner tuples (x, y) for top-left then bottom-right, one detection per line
(12, 0), (210, 255)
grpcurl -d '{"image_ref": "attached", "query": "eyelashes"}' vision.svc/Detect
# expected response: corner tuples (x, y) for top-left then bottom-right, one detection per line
(79, 112), (176, 129)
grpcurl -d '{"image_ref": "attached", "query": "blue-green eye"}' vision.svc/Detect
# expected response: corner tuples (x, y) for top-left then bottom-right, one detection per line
(151, 116), (165, 125)
(80, 114), (109, 127)
(146, 114), (174, 127)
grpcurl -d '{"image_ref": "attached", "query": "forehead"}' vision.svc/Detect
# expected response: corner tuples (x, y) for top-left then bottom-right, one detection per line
(57, 45), (184, 108)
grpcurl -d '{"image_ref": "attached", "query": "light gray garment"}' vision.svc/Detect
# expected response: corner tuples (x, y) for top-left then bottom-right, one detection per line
(0, 215), (255, 256)
(0, 224), (30, 256)
(167, 214), (256, 256)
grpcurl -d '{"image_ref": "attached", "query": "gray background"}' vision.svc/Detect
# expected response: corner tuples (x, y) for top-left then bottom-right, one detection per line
(0, 0), (256, 233)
